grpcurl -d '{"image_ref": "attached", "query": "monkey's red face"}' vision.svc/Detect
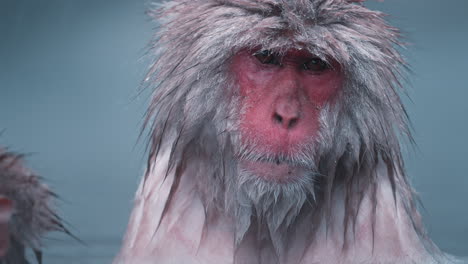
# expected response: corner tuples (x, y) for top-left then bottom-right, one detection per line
(231, 49), (343, 183)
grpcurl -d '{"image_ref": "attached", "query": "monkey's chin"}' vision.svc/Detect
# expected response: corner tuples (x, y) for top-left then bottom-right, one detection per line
(240, 160), (308, 184)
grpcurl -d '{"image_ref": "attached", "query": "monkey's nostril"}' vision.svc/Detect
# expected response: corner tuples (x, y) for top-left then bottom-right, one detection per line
(273, 113), (300, 129)
(273, 113), (283, 124)
(288, 118), (298, 128)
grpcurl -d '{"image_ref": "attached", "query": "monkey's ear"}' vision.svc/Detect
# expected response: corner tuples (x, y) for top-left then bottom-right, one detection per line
(0, 196), (13, 257)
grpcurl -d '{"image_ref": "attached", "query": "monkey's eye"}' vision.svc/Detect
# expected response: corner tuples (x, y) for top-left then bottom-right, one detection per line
(253, 50), (280, 65)
(303, 57), (329, 72)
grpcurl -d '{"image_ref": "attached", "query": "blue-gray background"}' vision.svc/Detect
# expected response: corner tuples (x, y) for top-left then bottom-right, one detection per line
(0, 0), (467, 263)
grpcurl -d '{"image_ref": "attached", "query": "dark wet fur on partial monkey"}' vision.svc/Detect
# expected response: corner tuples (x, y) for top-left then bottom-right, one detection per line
(0, 149), (66, 264)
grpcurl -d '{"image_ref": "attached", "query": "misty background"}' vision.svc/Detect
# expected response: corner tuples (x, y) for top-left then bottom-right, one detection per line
(0, 0), (467, 263)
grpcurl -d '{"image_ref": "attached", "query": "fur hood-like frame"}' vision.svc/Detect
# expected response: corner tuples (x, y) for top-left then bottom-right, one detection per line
(142, 0), (429, 258)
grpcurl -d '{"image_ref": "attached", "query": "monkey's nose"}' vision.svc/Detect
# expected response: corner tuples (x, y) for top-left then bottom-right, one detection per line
(272, 101), (300, 129)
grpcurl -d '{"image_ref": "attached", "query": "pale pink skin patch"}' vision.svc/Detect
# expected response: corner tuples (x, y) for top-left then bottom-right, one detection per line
(230, 49), (343, 182)
(0, 196), (13, 257)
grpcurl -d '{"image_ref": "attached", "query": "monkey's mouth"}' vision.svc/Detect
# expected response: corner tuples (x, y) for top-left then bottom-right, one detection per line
(239, 157), (310, 183)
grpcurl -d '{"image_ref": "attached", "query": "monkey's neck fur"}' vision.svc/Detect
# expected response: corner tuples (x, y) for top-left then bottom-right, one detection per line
(116, 147), (445, 264)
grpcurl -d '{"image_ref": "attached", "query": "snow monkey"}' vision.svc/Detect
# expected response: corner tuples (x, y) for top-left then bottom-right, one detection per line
(0, 149), (65, 263)
(116, 0), (460, 263)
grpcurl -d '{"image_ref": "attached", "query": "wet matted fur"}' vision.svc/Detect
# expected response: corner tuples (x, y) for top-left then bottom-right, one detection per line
(0, 149), (65, 264)
(120, 0), (456, 263)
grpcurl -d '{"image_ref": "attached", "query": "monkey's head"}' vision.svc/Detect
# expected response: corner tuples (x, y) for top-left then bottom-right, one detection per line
(144, 0), (416, 253)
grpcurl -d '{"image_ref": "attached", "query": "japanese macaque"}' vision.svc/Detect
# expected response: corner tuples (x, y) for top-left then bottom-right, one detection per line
(116, 0), (459, 264)
(0, 149), (64, 263)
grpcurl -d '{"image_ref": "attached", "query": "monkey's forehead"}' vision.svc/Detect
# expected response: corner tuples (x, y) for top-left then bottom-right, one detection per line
(149, 0), (402, 68)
